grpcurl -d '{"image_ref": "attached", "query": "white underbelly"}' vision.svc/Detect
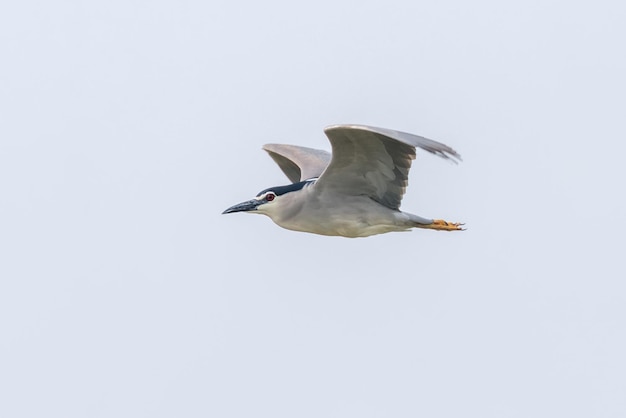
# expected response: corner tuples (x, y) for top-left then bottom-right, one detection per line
(275, 207), (409, 238)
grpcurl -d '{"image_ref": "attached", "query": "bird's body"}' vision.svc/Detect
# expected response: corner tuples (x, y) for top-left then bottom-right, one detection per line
(223, 124), (463, 238)
(261, 183), (432, 237)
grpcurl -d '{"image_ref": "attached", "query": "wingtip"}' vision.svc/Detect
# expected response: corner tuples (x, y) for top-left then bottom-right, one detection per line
(445, 151), (463, 164)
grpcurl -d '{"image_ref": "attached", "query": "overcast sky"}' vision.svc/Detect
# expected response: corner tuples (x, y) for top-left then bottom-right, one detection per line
(1, 1), (625, 417)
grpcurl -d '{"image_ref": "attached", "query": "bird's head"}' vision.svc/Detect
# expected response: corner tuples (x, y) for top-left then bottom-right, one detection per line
(221, 189), (279, 215)
(222, 179), (314, 217)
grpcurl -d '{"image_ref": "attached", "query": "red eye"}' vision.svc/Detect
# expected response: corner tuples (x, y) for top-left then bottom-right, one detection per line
(265, 193), (275, 201)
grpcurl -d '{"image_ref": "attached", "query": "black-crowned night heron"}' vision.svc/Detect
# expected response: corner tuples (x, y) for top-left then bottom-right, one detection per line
(222, 125), (463, 238)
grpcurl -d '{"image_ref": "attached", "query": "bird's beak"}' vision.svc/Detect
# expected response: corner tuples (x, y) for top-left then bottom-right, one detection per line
(222, 199), (262, 214)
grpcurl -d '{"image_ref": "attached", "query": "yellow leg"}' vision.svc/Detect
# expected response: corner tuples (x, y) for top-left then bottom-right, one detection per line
(422, 219), (465, 231)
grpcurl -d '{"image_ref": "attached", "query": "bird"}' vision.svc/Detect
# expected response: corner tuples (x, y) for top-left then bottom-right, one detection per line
(222, 124), (464, 238)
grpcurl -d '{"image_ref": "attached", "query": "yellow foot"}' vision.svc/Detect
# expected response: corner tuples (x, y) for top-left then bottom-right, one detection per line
(428, 219), (465, 231)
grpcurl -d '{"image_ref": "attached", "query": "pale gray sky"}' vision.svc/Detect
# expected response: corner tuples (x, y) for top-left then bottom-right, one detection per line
(1, 1), (625, 417)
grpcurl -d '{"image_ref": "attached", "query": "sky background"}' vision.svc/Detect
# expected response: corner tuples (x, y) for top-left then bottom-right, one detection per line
(1, 1), (625, 417)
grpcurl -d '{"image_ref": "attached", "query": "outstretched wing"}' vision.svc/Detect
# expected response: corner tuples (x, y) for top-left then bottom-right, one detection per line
(313, 125), (461, 210)
(263, 144), (331, 183)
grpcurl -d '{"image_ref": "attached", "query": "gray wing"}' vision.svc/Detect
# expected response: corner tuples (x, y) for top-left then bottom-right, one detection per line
(314, 125), (461, 210)
(263, 143), (331, 183)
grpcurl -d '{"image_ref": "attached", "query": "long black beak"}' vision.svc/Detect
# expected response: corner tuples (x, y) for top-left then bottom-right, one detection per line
(222, 199), (262, 214)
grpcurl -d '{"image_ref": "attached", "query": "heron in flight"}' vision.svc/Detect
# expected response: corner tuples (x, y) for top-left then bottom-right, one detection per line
(223, 124), (463, 237)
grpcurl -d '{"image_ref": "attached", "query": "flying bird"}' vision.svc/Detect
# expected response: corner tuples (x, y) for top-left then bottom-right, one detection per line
(222, 124), (463, 237)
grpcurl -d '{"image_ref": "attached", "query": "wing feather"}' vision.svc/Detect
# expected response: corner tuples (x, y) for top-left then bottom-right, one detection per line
(262, 144), (331, 183)
(313, 125), (461, 210)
